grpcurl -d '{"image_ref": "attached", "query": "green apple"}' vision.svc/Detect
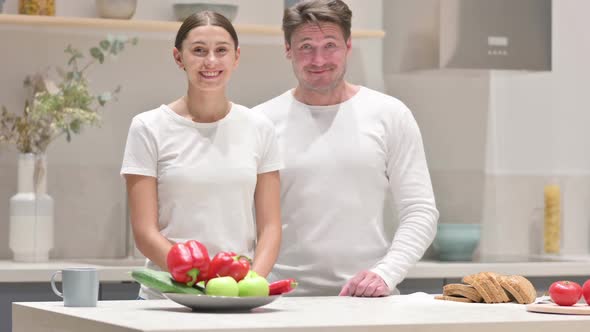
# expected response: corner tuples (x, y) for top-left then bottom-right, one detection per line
(238, 275), (269, 297)
(205, 276), (239, 297)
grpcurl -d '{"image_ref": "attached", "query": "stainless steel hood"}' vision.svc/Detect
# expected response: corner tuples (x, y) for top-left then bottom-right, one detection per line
(440, 0), (552, 71)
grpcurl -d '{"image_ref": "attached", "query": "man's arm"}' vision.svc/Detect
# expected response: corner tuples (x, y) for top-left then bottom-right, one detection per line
(371, 107), (439, 291)
(340, 107), (439, 297)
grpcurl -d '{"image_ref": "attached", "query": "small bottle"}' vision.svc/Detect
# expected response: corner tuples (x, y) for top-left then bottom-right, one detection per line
(18, 0), (55, 16)
(543, 184), (561, 254)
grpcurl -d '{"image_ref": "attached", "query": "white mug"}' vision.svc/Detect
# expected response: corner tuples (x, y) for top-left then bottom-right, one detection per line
(51, 267), (99, 307)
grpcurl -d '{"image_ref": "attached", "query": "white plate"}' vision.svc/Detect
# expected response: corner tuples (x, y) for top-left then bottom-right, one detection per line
(163, 293), (281, 311)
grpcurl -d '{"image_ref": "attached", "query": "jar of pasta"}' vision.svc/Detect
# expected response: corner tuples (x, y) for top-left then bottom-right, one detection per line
(19, 0), (55, 16)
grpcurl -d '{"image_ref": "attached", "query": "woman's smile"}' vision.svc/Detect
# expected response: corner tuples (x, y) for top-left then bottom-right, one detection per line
(200, 70), (223, 79)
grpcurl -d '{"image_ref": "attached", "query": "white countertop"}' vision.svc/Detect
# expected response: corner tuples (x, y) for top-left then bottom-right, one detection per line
(12, 294), (590, 332)
(2, 255), (590, 283)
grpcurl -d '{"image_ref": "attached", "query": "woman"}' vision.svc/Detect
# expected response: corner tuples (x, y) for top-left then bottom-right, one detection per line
(120, 11), (283, 299)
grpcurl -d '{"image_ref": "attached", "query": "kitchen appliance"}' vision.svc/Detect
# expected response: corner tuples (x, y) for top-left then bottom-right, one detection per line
(440, 0), (552, 70)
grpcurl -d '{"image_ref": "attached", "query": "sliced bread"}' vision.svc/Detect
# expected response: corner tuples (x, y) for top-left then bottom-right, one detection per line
(443, 283), (483, 303)
(464, 272), (509, 303)
(466, 273), (496, 303)
(499, 275), (537, 304)
(484, 272), (510, 303)
(434, 295), (474, 303)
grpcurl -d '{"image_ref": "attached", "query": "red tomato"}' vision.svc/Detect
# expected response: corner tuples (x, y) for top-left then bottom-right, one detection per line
(583, 280), (590, 304)
(549, 281), (582, 306)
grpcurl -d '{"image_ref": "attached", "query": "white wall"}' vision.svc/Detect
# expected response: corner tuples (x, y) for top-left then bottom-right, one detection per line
(485, 0), (590, 255)
(0, 0), (384, 259)
(383, 0), (590, 257)
(382, 0), (439, 73)
(490, 0), (590, 175)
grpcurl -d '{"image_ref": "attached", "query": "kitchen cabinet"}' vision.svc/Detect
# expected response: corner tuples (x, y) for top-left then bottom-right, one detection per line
(397, 278), (445, 295)
(0, 259), (144, 332)
(0, 281), (139, 332)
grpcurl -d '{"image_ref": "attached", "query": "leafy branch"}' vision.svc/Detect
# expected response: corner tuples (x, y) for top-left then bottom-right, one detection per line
(0, 36), (138, 154)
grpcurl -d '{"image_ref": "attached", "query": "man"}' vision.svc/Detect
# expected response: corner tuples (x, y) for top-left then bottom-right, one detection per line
(254, 0), (439, 297)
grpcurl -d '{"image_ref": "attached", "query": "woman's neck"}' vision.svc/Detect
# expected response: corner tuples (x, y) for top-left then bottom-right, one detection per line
(181, 88), (230, 123)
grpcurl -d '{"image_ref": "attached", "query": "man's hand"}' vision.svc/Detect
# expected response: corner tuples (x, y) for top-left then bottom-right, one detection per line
(339, 270), (390, 297)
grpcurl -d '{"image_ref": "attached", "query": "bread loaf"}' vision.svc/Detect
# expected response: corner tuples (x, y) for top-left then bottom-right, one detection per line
(448, 272), (535, 304)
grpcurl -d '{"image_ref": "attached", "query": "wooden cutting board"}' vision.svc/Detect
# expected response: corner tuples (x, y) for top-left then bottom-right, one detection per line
(526, 303), (590, 315)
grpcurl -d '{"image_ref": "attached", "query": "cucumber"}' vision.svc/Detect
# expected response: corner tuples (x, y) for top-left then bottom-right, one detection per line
(131, 268), (203, 295)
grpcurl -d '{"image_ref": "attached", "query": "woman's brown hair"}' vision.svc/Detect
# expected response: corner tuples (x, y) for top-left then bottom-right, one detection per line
(175, 11), (239, 50)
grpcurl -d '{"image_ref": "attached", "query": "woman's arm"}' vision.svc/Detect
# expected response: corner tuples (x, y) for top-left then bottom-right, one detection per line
(251, 170), (282, 277)
(125, 174), (173, 271)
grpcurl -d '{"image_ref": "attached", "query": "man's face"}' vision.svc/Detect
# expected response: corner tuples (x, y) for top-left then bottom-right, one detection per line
(286, 22), (351, 94)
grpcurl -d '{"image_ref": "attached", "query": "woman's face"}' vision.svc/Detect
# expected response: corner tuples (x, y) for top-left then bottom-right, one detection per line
(174, 25), (240, 92)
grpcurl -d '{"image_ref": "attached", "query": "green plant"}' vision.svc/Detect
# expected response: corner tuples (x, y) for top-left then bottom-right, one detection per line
(0, 35), (138, 154)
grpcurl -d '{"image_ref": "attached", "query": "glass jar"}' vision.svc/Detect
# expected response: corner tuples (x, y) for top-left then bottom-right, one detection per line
(18, 0), (55, 16)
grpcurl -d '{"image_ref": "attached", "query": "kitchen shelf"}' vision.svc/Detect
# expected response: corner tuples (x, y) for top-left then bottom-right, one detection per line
(0, 14), (385, 38)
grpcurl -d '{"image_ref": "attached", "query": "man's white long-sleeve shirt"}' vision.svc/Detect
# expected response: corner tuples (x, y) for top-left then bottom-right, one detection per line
(254, 87), (439, 296)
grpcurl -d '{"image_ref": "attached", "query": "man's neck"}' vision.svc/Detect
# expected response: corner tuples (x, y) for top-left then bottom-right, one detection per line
(293, 81), (360, 106)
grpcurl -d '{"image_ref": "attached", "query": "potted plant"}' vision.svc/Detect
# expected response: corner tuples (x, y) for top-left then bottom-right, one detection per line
(0, 35), (137, 262)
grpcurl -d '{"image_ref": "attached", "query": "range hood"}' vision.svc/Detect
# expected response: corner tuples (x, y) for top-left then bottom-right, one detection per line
(440, 0), (552, 71)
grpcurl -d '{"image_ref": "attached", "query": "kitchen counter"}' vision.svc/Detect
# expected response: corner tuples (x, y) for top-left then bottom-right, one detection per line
(2, 255), (590, 282)
(410, 258), (590, 279)
(12, 294), (590, 332)
(0, 258), (145, 283)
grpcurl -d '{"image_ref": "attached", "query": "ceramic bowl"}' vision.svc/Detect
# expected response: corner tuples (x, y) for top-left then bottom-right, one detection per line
(173, 2), (238, 22)
(433, 223), (481, 261)
(96, 0), (137, 20)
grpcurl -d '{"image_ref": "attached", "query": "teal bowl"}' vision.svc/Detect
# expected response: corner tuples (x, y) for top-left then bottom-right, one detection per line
(433, 223), (481, 261)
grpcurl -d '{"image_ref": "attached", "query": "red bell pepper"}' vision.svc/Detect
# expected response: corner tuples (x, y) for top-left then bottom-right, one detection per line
(166, 240), (210, 286)
(207, 251), (251, 282)
(269, 279), (298, 295)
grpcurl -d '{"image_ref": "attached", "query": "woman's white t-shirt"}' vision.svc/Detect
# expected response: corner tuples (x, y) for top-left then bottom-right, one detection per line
(120, 103), (283, 298)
